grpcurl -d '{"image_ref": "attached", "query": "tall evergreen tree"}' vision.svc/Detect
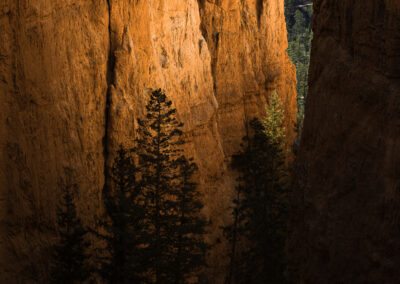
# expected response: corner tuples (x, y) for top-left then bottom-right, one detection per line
(293, 10), (307, 36)
(263, 90), (286, 145)
(261, 92), (290, 284)
(224, 122), (253, 284)
(97, 147), (146, 284)
(224, 92), (290, 284)
(135, 89), (208, 283)
(50, 184), (91, 284)
(171, 156), (208, 284)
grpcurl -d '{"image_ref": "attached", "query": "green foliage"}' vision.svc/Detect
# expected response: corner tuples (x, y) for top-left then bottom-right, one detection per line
(285, 0), (313, 130)
(224, 115), (290, 283)
(264, 90), (286, 145)
(50, 184), (91, 284)
(284, 0), (297, 31)
(135, 89), (208, 284)
(97, 147), (146, 284)
(293, 10), (307, 36)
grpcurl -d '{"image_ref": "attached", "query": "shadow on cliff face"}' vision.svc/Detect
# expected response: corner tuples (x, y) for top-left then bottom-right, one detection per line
(288, 0), (400, 283)
(1, 0), (297, 282)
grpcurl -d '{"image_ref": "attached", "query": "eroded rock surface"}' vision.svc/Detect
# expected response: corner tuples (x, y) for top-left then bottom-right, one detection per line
(0, 2), (109, 281)
(0, 0), (296, 282)
(198, 0), (297, 155)
(290, 1), (400, 283)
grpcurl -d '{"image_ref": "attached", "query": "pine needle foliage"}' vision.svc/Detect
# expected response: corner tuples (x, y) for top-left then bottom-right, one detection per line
(135, 89), (208, 284)
(50, 184), (91, 284)
(171, 156), (209, 284)
(224, 115), (290, 284)
(97, 147), (146, 284)
(285, 1), (313, 128)
(263, 90), (286, 145)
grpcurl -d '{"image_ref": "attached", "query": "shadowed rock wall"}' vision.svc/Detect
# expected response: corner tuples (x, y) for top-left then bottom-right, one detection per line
(290, 1), (400, 283)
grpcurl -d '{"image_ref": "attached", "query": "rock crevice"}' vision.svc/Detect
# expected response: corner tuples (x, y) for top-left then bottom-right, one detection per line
(103, 0), (116, 188)
(0, 1), (296, 282)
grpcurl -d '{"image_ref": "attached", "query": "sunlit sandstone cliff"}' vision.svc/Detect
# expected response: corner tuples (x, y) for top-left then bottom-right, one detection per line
(0, 0), (296, 282)
(290, 0), (400, 283)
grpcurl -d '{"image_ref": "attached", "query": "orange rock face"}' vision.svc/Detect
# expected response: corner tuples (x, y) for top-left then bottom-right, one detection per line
(198, 0), (297, 156)
(0, 0), (296, 282)
(0, 2), (109, 282)
(290, 1), (400, 283)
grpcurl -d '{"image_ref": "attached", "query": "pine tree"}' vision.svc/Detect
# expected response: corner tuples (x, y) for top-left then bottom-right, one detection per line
(97, 146), (146, 284)
(50, 184), (91, 284)
(243, 119), (283, 283)
(171, 156), (208, 284)
(293, 10), (307, 36)
(224, 92), (290, 283)
(224, 181), (241, 284)
(260, 92), (290, 283)
(223, 123), (254, 284)
(135, 89), (208, 283)
(263, 90), (286, 145)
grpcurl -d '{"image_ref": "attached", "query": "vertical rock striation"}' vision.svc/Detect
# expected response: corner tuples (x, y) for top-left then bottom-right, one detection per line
(0, 1), (109, 282)
(105, 2), (229, 279)
(290, 1), (400, 283)
(198, 0), (297, 156)
(0, 0), (296, 282)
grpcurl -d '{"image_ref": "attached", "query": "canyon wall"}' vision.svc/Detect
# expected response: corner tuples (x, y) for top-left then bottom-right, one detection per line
(0, 2), (110, 282)
(290, 0), (400, 283)
(0, 0), (296, 282)
(197, 0), (297, 155)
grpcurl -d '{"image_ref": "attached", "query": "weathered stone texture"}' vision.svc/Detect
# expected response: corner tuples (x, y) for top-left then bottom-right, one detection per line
(198, 0), (297, 156)
(0, 1), (296, 282)
(0, 1), (109, 282)
(290, 1), (400, 283)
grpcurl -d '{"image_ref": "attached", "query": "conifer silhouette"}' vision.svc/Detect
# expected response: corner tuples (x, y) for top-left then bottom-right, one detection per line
(97, 147), (146, 284)
(136, 89), (208, 283)
(224, 115), (289, 284)
(50, 184), (91, 284)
